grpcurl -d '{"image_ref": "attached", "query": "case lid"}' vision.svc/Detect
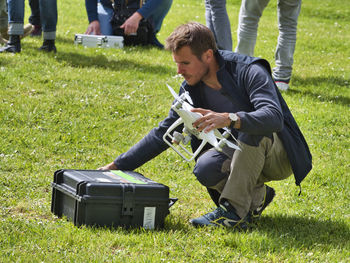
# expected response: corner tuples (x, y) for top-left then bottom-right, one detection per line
(53, 169), (169, 200)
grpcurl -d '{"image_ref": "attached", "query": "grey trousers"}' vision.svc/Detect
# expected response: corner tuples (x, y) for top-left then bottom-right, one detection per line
(235, 0), (301, 81)
(193, 133), (292, 219)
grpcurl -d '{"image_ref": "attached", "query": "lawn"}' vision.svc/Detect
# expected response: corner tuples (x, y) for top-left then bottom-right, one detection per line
(0, 0), (349, 262)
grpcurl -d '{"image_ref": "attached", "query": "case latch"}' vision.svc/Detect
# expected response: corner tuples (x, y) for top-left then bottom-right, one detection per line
(122, 184), (135, 216)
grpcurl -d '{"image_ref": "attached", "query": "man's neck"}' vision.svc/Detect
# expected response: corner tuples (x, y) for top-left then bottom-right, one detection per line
(202, 57), (221, 90)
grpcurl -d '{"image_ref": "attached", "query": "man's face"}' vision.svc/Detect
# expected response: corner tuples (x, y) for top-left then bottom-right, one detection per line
(172, 46), (209, 86)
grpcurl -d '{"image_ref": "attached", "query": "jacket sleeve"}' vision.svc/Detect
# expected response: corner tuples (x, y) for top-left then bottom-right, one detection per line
(137, 0), (164, 18)
(236, 63), (284, 135)
(85, 0), (98, 23)
(114, 108), (179, 170)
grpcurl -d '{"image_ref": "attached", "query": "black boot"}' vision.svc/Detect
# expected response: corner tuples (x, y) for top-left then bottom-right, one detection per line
(0, 35), (21, 53)
(39, 39), (56, 53)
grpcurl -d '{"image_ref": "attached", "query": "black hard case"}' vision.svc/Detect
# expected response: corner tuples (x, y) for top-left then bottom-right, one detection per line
(51, 169), (173, 229)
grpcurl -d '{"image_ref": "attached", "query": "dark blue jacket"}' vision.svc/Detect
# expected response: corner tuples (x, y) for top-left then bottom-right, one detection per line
(115, 51), (312, 186)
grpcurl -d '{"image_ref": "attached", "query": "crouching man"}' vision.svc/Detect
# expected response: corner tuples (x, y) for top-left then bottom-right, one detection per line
(99, 22), (312, 230)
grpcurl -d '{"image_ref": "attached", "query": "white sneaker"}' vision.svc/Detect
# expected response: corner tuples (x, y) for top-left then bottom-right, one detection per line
(275, 80), (290, 91)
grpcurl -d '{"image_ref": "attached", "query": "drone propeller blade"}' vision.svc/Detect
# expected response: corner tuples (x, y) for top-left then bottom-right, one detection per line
(184, 92), (193, 105)
(166, 84), (181, 101)
(225, 140), (241, 151)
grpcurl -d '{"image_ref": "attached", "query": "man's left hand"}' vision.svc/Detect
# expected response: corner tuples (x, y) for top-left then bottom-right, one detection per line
(191, 108), (230, 133)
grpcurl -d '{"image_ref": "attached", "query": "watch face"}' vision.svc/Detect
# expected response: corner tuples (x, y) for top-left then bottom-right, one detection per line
(229, 113), (238, 122)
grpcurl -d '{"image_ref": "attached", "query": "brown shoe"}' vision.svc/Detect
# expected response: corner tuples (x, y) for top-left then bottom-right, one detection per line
(22, 24), (34, 39)
(0, 28), (8, 40)
(0, 35), (7, 44)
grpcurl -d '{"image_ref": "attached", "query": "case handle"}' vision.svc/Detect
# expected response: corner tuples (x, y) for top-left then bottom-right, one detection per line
(168, 198), (178, 208)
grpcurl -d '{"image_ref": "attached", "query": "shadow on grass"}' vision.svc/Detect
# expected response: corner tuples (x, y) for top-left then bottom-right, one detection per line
(55, 51), (173, 76)
(254, 214), (350, 249)
(289, 76), (350, 107)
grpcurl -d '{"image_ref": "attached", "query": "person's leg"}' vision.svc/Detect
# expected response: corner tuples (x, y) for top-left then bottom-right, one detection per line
(205, 0), (232, 51)
(29, 0), (41, 36)
(28, 0), (40, 26)
(0, 0), (24, 52)
(235, 0), (269, 56)
(272, 0), (301, 81)
(7, 0), (24, 35)
(38, 0), (57, 52)
(0, 0), (8, 42)
(97, 1), (113, 35)
(0, 0), (8, 32)
(205, 0), (214, 35)
(220, 134), (292, 219)
(193, 149), (231, 205)
(250, 133), (292, 210)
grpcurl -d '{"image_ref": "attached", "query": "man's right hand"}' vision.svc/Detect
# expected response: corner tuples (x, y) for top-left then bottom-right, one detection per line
(98, 162), (118, 170)
(85, 20), (101, 35)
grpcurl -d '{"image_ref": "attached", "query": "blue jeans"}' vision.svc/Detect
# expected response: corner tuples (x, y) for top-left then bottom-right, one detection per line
(29, 0), (40, 26)
(205, 0), (232, 51)
(98, 0), (172, 35)
(97, 2), (113, 35)
(235, 0), (301, 80)
(7, 0), (57, 39)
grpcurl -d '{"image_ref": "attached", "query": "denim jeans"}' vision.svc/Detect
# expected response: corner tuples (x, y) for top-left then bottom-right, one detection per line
(29, 0), (40, 26)
(0, 0), (7, 30)
(8, 0), (57, 39)
(98, 0), (172, 35)
(235, 0), (301, 80)
(205, 0), (232, 51)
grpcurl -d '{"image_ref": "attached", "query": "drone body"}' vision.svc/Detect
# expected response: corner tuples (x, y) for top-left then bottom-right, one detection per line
(163, 84), (241, 162)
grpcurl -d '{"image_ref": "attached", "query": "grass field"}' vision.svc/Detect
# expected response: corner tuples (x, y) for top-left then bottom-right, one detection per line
(0, 0), (349, 262)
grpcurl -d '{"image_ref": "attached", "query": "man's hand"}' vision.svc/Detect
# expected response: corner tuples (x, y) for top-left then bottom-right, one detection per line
(98, 162), (118, 170)
(120, 12), (142, 35)
(191, 108), (230, 133)
(85, 20), (101, 35)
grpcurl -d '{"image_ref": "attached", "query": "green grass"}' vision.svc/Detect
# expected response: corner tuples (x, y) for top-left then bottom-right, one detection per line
(0, 0), (349, 262)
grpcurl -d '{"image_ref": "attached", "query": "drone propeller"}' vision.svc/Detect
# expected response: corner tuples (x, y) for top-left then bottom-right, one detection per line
(183, 92), (193, 105)
(166, 84), (193, 105)
(166, 84), (180, 101)
(225, 140), (241, 150)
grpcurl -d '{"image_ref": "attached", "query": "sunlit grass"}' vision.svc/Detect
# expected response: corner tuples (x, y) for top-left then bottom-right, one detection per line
(0, 0), (349, 262)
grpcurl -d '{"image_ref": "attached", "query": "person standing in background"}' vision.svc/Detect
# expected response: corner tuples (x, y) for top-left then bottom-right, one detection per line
(0, 0), (34, 44)
(0, 0), (57, 53)
(235, 0), (302, 91)
(204, 0), (232, 51)
(28, 0), (42, 36)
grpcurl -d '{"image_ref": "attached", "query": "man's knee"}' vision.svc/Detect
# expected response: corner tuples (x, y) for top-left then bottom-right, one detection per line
(193, 150), (229, 187)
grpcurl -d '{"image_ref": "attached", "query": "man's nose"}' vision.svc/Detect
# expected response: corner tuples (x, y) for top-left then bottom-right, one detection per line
(177, 64), (184, 74)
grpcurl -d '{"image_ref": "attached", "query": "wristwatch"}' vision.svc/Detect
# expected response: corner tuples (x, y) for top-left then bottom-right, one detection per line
(228, 113), (238, 130)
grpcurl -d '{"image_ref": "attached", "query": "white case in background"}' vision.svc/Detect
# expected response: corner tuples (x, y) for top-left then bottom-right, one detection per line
(74, 34), (124, 49)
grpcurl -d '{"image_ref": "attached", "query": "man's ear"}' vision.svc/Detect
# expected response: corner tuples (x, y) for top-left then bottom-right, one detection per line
(202, 49), (214, 63)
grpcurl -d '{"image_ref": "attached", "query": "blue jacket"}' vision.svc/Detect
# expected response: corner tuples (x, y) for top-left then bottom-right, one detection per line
(114, 51), (312, 186)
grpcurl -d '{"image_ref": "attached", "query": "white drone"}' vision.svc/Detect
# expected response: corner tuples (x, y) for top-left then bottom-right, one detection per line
(163, 84), (241, 162)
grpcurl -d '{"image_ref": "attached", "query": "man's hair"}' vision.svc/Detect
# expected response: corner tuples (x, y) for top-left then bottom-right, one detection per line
(165, 22), (217, 60)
